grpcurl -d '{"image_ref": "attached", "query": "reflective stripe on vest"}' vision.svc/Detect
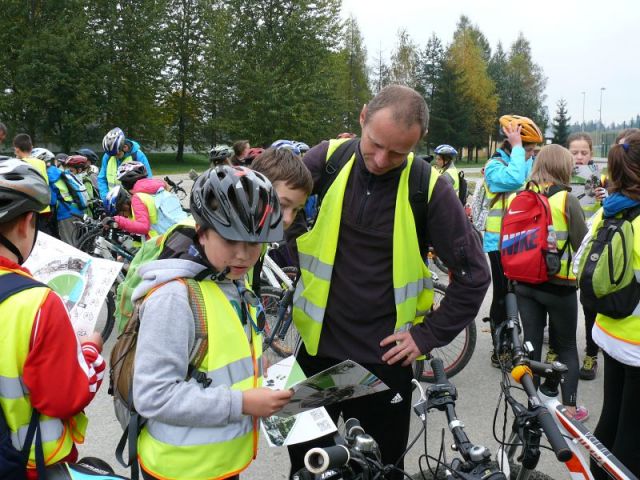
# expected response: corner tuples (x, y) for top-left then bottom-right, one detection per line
(594, 210), (640, 344)
(54, 177), (79, 209)
(106, 155), (134, 191)
(132, 192), (160, 239)
(0, 268), (87, 468)
(547, 190), (575, 281)
(138, 278), (262, 479)
(292, 139), (437, 356)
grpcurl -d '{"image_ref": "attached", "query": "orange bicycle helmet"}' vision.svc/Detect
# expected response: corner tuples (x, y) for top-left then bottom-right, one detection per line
(499, 115), (543, 144)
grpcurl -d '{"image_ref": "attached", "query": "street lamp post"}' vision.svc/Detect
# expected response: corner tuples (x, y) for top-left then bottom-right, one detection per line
(581, 91), (586, 131)
(599, 87), (606, 156)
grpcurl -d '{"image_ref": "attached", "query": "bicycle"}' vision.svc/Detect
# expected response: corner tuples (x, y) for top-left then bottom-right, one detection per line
(293, 358), (506, 480)
(413, 283), (477, 383)
(164, 175), (188, 201)
(492, 286), (638, 480)
(260, 245), (300, 358)
(74, 216), (138, 342)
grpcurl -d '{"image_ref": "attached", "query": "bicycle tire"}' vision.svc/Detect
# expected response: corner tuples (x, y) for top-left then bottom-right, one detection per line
(76, 230), (99, 256)
(95, 286), (116, 343)
(261, 286), (299, 357)
(413, 283), (477, 382)
(409, 463), (554, 480)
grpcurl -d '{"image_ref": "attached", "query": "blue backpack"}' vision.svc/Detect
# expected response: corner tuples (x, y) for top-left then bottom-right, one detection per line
(152, 189), (188, 234)
(59, 171), (89, 211)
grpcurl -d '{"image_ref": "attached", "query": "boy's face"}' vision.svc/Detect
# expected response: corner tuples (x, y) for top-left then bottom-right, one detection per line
(198, 227), (261, 280)
(273, 181), (307, 230)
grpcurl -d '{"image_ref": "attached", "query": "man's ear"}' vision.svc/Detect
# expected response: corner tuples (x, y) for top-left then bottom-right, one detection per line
(422, 128), (429, 139)
(359, 104), (368, 129)
(17, 212), (35, 237)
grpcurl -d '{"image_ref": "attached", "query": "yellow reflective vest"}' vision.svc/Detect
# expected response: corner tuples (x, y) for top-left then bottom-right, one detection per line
(592, 209), (640, 345)
(106, 155), (135, 191)
(293, 139), (438, 355)
(24, 157), (51, 214)
(438, 164), (459, 195)
(132, 192), (161, 239)
(0, 268), (88, 469)
(137, 279), (263, 480)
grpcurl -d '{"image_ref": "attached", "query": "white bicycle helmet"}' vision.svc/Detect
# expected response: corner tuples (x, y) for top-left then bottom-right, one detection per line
(117, 161), (147, 190)
(103, 127), (126, 156)
(31, 147), (55, 164)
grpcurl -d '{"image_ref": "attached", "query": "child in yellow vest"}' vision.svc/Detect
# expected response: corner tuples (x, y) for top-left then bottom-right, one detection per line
(131, 166), (292, 480)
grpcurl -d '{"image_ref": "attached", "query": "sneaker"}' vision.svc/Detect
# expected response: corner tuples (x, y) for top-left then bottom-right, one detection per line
(545, 348), (558, 364)
(568, 406), (589, 422)
(579, 355), (598, 380)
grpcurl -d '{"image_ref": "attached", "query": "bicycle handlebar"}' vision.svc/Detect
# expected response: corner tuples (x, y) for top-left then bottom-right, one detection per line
(304, 445), (350, 475)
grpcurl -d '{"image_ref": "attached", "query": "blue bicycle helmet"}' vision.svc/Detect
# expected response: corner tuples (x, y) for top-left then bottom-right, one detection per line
(434, 144), (458, 157)
(271, 139), (301, 156)
(294, 141), (310, 155)
(104, 185), (130, 216)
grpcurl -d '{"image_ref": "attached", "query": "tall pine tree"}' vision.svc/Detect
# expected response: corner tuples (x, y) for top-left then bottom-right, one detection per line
(552, 98), (571, 146)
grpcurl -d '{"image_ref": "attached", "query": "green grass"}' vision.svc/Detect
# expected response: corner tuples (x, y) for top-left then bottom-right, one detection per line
(147, 152), (209, 175)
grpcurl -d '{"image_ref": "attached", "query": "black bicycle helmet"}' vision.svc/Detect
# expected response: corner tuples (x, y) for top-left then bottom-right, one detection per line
(116, 161), (147, 190)
(190, 165), (283, 242)
(209, 145), (233, 166)
(74, 148), (100, 165)
(0, 158), (50, 223)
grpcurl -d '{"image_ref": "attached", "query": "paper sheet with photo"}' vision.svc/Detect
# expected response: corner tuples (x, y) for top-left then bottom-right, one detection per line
(261, 356), (337, 447)
(23, 233), (123, 338)
(277, 359), (389, 417)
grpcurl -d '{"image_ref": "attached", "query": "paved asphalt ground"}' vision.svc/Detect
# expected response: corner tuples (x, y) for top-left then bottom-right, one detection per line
(79, 171), (605, 479)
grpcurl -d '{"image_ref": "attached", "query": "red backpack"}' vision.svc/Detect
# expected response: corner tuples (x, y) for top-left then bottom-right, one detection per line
(500, 184), (563, 284)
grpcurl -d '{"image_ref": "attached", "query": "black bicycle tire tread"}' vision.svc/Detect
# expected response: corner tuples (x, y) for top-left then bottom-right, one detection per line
(101, 288), (116, 343)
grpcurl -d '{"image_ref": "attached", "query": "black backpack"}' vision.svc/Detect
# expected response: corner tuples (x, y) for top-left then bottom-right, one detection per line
(316, 138), (433, 251)
(0, 273), (47, 480)
(458, 170), (468, 205)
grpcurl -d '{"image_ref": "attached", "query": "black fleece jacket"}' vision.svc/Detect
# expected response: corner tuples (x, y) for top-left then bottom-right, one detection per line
(288, 140), (490, 364)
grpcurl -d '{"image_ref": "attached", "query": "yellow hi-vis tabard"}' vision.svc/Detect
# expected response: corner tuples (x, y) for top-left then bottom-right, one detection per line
(137, 279), (263, 480)
(0, 268), (88, 469)
(293, 139), (438, 355)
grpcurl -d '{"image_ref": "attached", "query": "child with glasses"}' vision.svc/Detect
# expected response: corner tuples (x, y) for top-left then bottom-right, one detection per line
(131, 165), (292, 480)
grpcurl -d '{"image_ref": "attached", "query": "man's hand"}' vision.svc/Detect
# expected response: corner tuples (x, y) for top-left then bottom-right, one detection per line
(81, 331), (104, 351)
(503, 122), (523, 149)
(101, 216), (117, 229)
(380, 331), (421, 367)
(242, 388), (293, 417)
(595, 187), (608, 201)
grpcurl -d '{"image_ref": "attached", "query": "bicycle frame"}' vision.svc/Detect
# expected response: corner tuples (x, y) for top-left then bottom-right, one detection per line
(262, 247), (294, 291)
(496, 288), (638, 480)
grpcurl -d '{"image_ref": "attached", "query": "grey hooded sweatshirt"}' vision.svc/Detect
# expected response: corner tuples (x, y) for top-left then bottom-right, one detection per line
(131, 258), (247, 428)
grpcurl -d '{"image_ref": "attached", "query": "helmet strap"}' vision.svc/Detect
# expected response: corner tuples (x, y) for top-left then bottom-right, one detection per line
(0, 232), (24, 265)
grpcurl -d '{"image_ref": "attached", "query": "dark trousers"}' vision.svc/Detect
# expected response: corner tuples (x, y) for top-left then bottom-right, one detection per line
(288, 345), (414, 480)
(488, 251), (509, 348)
(582, 303), (599, 357)
(591, 352), (640, 479)
(515, 284), (580, 406)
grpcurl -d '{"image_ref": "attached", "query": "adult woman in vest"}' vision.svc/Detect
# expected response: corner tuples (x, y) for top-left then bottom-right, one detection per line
(567, 132), (607, 380)
(512, 144), (589, 421)
(483, 115), (543, 367)
(433, 144), (460, 196)
(132, 166), (291, 480)
(589, 133), (640, 479)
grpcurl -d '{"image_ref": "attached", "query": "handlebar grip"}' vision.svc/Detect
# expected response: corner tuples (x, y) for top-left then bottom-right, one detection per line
(537, 407), (572, 462)
(304, 445), (350, 475)
(430, 357), (449, 385)
(505, 293), (519, 322)
(344, 418), (365, 439)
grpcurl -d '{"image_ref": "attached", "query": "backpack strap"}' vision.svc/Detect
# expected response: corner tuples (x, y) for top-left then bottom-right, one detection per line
(408, 156), (432, 251)
(316, 138), (359, 206)
(184, 279), (210, 387)
(0, 272), (47, 304)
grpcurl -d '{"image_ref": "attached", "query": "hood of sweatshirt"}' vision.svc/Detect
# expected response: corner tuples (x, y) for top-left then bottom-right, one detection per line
(132, 258), (208, 303)
(126, 139), (141, 154)
(131, 178), (165, 195)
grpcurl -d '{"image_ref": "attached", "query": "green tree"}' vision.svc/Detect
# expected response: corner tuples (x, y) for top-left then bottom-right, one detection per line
(415, 33), (444, 109)
(163, 0), (208, 162)
(335, 16), (371, 133)
(503, 33), (548, 133)
(448, 23), (497, 161)
(389, 29), (418, 87)
(371, 44), (391, 94)
(488, 42), (509, 140)
(552, 98), (571, 146)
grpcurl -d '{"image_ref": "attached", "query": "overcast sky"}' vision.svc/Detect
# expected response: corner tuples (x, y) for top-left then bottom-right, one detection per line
(341, 0), (639, 126)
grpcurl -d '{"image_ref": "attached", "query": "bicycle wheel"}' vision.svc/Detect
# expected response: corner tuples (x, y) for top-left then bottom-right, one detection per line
(261, 286), (299, 358)
(413, 284), (477, 383)
(94, 285), (116, 343)
(76, 230), (99, 256)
